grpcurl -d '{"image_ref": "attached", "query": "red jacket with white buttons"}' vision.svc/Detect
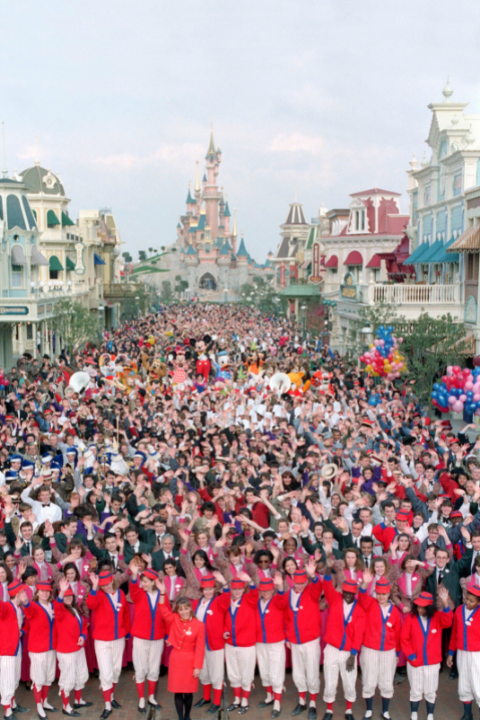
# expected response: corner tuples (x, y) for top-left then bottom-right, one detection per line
(192, 591), (231, 651)
(400, 608), (453, 667)
(255, 592), (288, 644)
(54, 598), (88, 654)
(284, 576), (323, 645)
(86, 588), (130, 641)
(358, 588), (402, 652)
(23, 600), (57, 652)
(129, 579), (166, 641)
(223, 586), (259, 648)
(449, 604), (480, 654)
(323, 576), (366, 655)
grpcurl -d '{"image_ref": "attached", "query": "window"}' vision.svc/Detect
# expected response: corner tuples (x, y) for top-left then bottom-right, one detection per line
(467, 254), (479, 281)
(354, 209), (365, 231)
(453, 174), (463, 197)
(11, 264), (22, 287)
(26, 324), (33, 340)
(49, 269), (58, 280)
(424, 186), (431, 205)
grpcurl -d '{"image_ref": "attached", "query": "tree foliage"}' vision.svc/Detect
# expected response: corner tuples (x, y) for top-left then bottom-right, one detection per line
(160, 280), (173, 303)
(52, 298), (100, 355)
(345, 299), (401, 356)
(138, 250), (147, 262)
(122, 251), (132, 263)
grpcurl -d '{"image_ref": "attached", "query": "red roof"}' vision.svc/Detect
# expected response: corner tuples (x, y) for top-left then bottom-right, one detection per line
(344, 250), (363, 265)
(366, 254), (381, 269)
(325, 255), (338, 268)
(386, 214), (409, 234)
(350, 188), (401, 197)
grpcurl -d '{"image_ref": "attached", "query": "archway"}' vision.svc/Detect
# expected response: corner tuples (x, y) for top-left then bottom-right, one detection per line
(198, 273), (217, 291)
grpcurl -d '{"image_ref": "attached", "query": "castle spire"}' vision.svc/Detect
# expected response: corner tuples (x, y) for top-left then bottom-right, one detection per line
(194, 160), (201, 193)
(232, 208), (237, 236)
(206, 124), (216, 160)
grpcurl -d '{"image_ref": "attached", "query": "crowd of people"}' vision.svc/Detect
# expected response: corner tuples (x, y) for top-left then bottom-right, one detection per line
(0, 302), (479, 720)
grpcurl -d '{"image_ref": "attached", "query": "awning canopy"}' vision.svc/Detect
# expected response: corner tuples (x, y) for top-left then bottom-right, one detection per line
(325, 255), (338, 268)
(61, 212), (75, 227)
(421, 239), (444, 264)
(435, 236), (459, 263)
(344, 250), (363, 265)
(46, 210), (60, 226)
(448, 224), (480, 253)
(94, 253), (105, 266)
(366, 254), (381, 269)
(405, 241), (429, 264)
(30, 246), (48, 266)
(49, 255), (64, 271)
(11, 244), (27, 266)
(66, 257), (76, 271)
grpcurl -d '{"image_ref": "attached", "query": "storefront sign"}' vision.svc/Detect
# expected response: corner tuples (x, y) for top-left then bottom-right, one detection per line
(75, 242), (85, 275)
(340, 273), (359, 301)
(310, 242), (322, 284)
(0, 306), (29, 315)
(279, 263), (286, 289)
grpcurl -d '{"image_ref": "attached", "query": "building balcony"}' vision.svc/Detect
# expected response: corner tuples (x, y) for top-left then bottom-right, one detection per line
(370, 283), (460, 305)
(103, 282), (138, 300)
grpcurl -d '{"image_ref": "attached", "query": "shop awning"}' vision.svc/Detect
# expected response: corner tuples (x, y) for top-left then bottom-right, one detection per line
(30, 246), (48, 266)
(325, 255), (338, 268)
(47, 210), (60, 226)
(405, 241), (429, 264)
(448, 224), (480, 253)
(366, 254), (381, 269)
(344, 250), (363, 265)
(435, 236), (459, 263)
(11, 244), (27, 265)
(49, 256), (64, 271)
(421, 239), (444, 263)
(66, 257), (76, 271)
(94, 253), (105, 266)
(61, 212), (75, 227)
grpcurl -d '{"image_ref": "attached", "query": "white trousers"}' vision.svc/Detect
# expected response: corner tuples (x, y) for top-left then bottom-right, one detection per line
(133, 638), (164, 684)
(323, 644), (357, 704)
(256, 642), (286, 694)
(457, 650), (480, 704)
(57, 649), (89, 695)
(94, 638), (125, 691)
(29, 650), (56, 689)
(225, 644), (256, 691)
(291, 639), (320, 695)
(0, 650), (21, 706)
(199, 648), (225, 690)
(360, 647), (397, 699)
(407, 662), (440, 703)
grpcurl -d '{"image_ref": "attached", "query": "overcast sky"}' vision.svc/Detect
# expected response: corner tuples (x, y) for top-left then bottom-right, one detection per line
(2, 1), (480, 262)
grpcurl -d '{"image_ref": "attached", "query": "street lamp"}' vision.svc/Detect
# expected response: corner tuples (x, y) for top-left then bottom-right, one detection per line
(224, 288), (228, 303)
(135, 295), (140, 318)
(361, 321), (373, 352)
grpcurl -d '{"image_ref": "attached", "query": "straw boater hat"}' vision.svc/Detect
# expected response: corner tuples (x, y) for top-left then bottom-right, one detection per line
(321, 463), (338, 481)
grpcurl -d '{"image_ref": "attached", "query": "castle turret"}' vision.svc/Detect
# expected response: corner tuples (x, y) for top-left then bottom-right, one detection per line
(204, 128), (221, 238)
(186, 183), (196, 215)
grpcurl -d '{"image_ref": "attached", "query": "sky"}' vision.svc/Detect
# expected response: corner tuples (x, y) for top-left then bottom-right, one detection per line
(2, 1), (480, 262)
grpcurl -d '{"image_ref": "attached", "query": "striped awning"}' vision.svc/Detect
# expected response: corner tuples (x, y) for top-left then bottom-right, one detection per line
(11, 244), (27, 265)
(448, 224), (480, 253)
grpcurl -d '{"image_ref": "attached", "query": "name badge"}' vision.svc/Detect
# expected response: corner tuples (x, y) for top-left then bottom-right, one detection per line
(207, 610), (213, 615)
(186, 630), (192, 635)
(386, 622), (392, 627)
(431, 629), (437, 634)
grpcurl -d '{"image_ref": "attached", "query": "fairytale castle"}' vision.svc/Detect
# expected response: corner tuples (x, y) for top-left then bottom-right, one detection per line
(161, 129), (273, 301)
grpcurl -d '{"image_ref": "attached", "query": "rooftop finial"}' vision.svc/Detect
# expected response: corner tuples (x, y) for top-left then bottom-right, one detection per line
(206, 122), (216, 159)
(442, 76), (453, 102)
(35, 135), (39, 166)
(194, 160), (201, 193)
(2, 122), (7, 178)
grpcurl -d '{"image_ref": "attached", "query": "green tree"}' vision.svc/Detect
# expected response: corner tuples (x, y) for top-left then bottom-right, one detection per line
(122, 251), (132, 263)
(160, 280), (173, 303)
(52, 298), (100, 355)
(138, 250), (147, 262)
(346, 299), (401, 357)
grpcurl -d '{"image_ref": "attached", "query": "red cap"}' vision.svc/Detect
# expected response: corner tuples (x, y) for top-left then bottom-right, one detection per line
(467, 583), (480, 598)
(36, 581), (52, 592)
(8, 580), (24, 597)
(414, 592), (434, 607)
(200, 575), (216, 588)
(142, 568), (158, 582)
(98, 571), (113, 587)
(64, 586), (75, 598)
(375, 578), (391, 594)
(396, 510), (409, 522)
(259, 578), (274, 591)
(293, 570), (307, 584)
(450, 511), (463, 520)
(342, 579), (358, 593)
(230, 578), (246, 590)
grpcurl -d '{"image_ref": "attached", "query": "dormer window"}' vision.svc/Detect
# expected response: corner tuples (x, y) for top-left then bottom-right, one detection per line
(355, 209), (365, 232)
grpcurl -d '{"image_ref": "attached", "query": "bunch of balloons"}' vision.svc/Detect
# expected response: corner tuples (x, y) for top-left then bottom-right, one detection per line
(431, 366), (480, 415)
(359, 326), (407, 379)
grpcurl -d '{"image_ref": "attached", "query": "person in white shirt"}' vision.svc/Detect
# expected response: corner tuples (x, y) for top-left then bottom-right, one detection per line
(20, 483), (62, 525)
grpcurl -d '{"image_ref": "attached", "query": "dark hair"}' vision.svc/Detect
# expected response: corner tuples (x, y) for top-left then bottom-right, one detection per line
(22, 566), (38, 581)
(191, 549), (213, 572)
(254, 549), (273, 565)
(0, 562), (12, 584)
(63, 562), (81, 581)
(67, 539), (86, 556)
(412, 603), (436, 619)
(282, 556), (298, 575)
(173, 596), (193, 615)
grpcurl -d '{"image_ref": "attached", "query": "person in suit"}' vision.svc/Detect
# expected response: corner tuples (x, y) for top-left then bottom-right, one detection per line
(151, 534), (180, 572)
(5, 519), (39, 558)
(418, 525), (454, 561)
(123, 526), (154, 564)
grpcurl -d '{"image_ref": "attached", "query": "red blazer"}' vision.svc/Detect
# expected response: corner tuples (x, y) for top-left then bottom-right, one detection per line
(224, 586), (259, 648)
(129, 579), (166, 641)
(159, 604), (205, 669)
(238, 502), (270, 529)
(23, 601), (56, 652)
(372, 523), (398, 553)
(323, 577), (365, 655)
(0, 601), (21, 656)
(86, 588), (130, 641)
(255, 592), (288, 643)
(54, 599), (87, 653)
(358, 589), (402, 652)
(400, 608), (453, 667)
(449, 604), (480, 654)
(192, 592), (230, 651)
(285, 576), (323, 645)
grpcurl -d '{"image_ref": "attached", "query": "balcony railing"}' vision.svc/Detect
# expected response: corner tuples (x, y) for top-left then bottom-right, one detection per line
(371, 284), (460, 305)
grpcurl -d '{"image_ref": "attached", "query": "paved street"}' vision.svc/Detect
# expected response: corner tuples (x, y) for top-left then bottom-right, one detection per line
(13, 668), (462, 720)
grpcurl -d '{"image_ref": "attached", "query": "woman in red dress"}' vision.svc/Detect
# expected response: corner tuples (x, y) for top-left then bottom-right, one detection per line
(158, 580), (205, 720)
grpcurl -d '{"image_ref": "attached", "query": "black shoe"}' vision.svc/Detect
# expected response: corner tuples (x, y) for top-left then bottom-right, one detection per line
(5, 715), (19, 720)
(195, 700), (210, 709)
(37, 713), (47, 720)
(62, 712), (80, 718)
(207, 704), (220, 715)
(44, 710), (59, 715)
(308, 710), (317, 720)
(100, 712), (111, 720)
(110, 702), (121, 710)
(73, 705), (93, 710)
(321, 714), (332, 720)
(148, 702), (161, 709)
(449, 669), (459, 680)
(381, 715), (391, 720)
(258, 701), (274, 709)
(291, 706), (307, 717)
(227, 705), (240, 713)
(12, 708), (29, 714)
(237, 708), (249, 716)
(345, 714), (355, 720)
(459, 715), (473, 720)
(138, 707), (146, 715)
(393, 672), (406, 684)
(271, 712), (281, 719)
(159, 666), (167, 677)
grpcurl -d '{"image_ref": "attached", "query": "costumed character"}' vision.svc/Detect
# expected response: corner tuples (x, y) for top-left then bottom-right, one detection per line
(211, 351), (232, 384)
